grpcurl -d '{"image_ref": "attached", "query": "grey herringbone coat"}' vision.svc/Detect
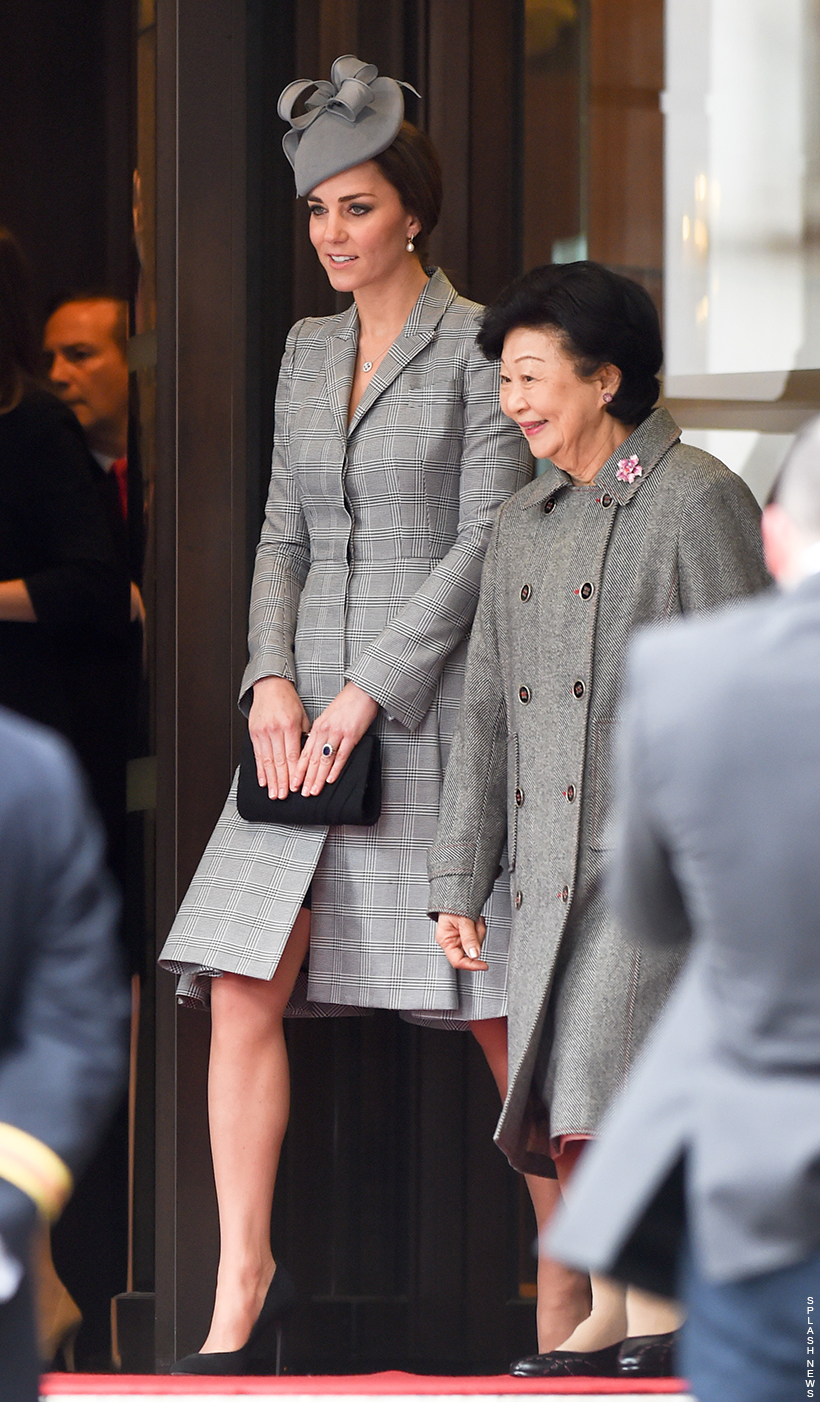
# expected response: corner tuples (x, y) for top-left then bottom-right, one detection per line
(160, 270), (532, 1015)
(428, 408), (770, 1175)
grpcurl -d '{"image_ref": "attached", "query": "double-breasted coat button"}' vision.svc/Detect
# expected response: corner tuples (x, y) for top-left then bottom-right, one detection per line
(565, 784), (575, 801)
(572, 680), (585, 699)
(560, 885), (569, 902)
(518, 685), (531, 704)
(544, 498), (556, 514)
(514, 890), (523, 909)
(515, 788), (525, 807)
(579, 582), (594, 600)
(520, 583), (531, 601)
(601, 493), (613, 508)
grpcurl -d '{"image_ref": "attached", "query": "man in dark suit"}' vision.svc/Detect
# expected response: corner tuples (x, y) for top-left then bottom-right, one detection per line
(548, 416), (820, 1402)
(43, 295), (144, 589)
(43, 292), (146, 1366)
(0, 707), (128, 1399)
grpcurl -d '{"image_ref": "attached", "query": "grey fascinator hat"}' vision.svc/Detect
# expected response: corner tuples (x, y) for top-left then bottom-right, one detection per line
(278, 54), (420, 197)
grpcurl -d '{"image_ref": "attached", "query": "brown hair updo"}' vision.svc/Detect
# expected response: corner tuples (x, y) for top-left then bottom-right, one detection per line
(373, 121), (443, 264)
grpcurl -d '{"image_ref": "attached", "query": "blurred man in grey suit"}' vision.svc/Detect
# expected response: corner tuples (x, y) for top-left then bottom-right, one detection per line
(0, 708), (128, 1400)
(548, 416), (820, 1402)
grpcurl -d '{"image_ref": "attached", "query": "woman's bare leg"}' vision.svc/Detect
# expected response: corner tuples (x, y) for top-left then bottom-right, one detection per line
(201, 908), (310, 1354)
(625, 1287), (682, 1337)
(469, 1017), (591, 1351)
(549, 1142), (626, 1351)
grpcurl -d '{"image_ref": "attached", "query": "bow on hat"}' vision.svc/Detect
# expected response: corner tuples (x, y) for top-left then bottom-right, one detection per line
(278, 56), (380, 135)
(278, 54), (420, 197)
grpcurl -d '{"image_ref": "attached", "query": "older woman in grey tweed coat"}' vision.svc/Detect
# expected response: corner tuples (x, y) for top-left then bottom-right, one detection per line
(159, 73), (532, 1372)
(429, 261), (770, 1377)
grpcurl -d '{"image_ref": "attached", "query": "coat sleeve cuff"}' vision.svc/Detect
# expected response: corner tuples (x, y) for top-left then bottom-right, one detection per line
(344, 657), (431, 732)
(239, 651), (298, 714)
(0, 1124), (73, 1222)
(0, 1179), (35, 1273)
(427, 873), (484, 921)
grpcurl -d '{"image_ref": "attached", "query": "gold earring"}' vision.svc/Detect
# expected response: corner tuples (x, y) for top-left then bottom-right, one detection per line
(406, 237), (415, 253)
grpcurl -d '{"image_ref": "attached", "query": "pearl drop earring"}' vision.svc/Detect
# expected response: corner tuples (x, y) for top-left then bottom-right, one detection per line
(406, 237), (415, 253)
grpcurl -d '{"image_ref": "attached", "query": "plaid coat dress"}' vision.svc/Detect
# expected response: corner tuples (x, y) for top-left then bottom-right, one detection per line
(428, 409), (771, 1174)
(160, 270), (532, 1015)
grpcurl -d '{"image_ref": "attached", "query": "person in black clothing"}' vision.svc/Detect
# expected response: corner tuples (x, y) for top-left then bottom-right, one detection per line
(43, 294), (149, 875)
(0, 230), (132, 813)
(0, 226), (134, 1369)
(44, 293), (145, 591)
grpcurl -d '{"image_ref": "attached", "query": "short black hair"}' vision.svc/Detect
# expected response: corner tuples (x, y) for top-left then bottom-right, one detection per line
(477, 261), (663, 426)
(46, 290), (128, 357)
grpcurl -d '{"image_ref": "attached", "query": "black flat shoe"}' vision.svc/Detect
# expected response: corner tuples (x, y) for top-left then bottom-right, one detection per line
(618, 1329), (679, 1377)
(171, 1262), (296, 1376)
(509, 1341), (624, 1377)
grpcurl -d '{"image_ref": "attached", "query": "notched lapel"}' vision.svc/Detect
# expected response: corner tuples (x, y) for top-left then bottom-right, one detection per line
(348, 268), (458, 437)
(325, 303), (358, 445)
(348, 327), (435, 436)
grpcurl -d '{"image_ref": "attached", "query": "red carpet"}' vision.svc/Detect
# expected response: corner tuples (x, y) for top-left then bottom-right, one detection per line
(41, 1371), (692, 1397)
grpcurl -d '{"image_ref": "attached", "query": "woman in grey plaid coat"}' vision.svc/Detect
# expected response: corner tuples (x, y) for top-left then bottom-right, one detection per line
(429, 262), (770, 1377)
(160, 64), (531, 1374)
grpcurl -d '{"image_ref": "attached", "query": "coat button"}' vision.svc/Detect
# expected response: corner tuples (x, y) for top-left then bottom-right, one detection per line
(514, 890), (523, 909)
(579, 582), (594, 600)
(544, 498), (556, 514)
(515, 788), (525, 807)
(520, 583), (531, 601)
(601, 493), (613, 508)
(518, 685), (531, 704)
(565, 784), (575, 801)
(560, 885), (569, 902)
(572, 680), (585, 699)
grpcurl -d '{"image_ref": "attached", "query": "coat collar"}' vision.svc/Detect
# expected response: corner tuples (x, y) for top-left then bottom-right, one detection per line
(523, 407), (682, 509)
(325, 267), (459, 441)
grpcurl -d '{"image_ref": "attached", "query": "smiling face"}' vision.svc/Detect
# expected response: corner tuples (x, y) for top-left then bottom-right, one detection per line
(499, 326), (624, 476)
(306, 161), (421, 294)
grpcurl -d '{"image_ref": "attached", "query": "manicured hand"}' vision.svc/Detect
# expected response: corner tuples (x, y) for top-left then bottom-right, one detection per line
(435, 914), (488, 971)
(295, 682), (379, 796)
(248, 675), (311, 799)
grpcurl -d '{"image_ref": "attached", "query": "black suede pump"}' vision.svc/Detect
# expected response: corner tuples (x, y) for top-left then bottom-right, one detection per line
(171, 1263), (296, 1376)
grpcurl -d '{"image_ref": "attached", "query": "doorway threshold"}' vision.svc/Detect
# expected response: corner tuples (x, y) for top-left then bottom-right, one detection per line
(41, 1370), (693, 1400)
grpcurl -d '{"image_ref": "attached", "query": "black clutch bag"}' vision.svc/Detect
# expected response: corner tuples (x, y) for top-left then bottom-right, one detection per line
(236, 726), (382, 827)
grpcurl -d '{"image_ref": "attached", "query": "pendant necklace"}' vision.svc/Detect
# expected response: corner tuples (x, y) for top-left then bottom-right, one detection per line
(360, 341), (392, 376)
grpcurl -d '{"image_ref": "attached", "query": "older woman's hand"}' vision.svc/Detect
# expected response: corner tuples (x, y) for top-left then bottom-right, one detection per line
(435, 914), (489, 971)
(295, 681), (379, 796)
(249, 675), (311, 799)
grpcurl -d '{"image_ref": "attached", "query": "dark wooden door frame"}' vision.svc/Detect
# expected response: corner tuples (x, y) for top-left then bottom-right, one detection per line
(153, 0), (252, 1365)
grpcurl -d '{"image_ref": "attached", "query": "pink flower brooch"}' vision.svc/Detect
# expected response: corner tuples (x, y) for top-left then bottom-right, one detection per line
(616, 455), (643, 484)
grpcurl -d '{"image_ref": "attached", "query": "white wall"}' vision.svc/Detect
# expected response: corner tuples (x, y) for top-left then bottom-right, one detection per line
(664, 0), (820, 377)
